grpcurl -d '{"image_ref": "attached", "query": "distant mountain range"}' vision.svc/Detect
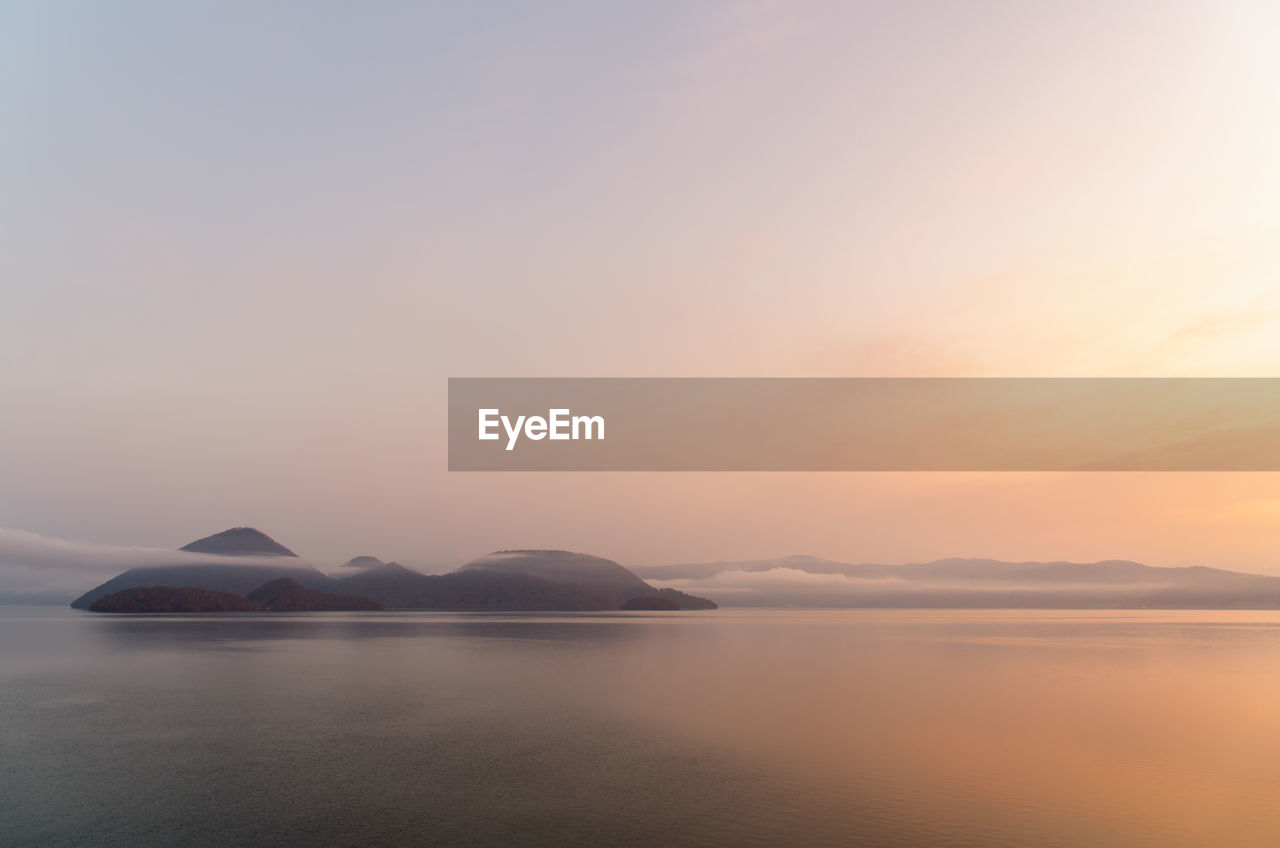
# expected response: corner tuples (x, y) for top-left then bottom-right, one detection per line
(70, 528), (717, 612)
(632, 555), (1280, 608)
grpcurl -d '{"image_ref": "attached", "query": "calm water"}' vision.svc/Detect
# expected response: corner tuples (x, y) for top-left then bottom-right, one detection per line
(4, 608), (1280, 847)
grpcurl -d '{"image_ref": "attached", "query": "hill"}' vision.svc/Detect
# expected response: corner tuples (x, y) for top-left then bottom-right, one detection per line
(70, 527), (333, 609)
(71, 562), (336, 610)
(458, 550), (654, 605)
(86, 579), (384, 613)
(322, 551), (718, 610)
(652, 587), (718, 609)
(89, 586), (261, 613)
(620, 596), (681, 611)
(332, 562), (614, 610)
(455, 550), (716, 610)
(246, 578), (384, 611)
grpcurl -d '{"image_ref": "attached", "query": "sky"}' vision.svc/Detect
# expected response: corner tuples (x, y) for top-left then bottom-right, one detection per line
(3, 0), (1280, 581)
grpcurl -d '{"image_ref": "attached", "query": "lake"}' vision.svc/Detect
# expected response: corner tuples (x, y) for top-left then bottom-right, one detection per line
(3, 607), (1280, 846)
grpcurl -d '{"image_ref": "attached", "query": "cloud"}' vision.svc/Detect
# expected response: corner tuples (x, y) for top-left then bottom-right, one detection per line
(0, 528), (307, 598)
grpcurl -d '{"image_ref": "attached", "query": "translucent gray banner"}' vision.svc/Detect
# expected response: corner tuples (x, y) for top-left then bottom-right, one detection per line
(447, 378), (1280, 471)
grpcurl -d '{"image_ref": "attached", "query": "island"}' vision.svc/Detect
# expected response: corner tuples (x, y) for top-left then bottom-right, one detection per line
(75, 529), (719, 612)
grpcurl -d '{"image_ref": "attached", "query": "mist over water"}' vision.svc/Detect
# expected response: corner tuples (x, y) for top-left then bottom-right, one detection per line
(4, 608), (1280, 847)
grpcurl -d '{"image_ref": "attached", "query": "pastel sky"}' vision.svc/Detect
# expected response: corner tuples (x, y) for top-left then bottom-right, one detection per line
(3, 1), (1280, 574)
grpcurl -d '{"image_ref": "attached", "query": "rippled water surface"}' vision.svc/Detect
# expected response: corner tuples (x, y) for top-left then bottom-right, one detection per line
(4, 607), (1280, 847)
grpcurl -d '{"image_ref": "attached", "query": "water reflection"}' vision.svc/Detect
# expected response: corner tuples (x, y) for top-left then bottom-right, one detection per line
(4, 609), (1280, 847)
(85, 610), (668, 648)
